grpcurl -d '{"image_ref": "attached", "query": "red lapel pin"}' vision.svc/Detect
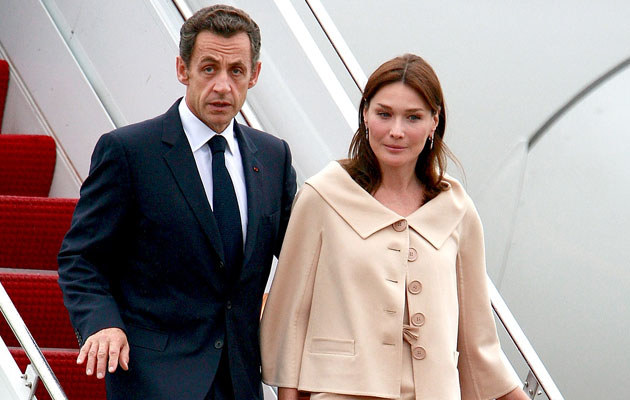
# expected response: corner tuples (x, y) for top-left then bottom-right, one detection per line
(253, 166), (259, 172)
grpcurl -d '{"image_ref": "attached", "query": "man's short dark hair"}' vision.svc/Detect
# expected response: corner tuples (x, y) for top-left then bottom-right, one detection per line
(179, 4), (261, 69)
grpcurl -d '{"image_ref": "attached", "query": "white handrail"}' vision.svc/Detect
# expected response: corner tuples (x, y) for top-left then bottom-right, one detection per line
(272, 0), (358, 132)
(488, 278), (564, 399)
(171, 0), (193, 19)
(0, 282), (68, 400)
(305, 0), (367, 91)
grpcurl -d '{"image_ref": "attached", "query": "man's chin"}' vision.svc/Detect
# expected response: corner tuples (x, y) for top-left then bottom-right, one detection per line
(202, 117), (233, 133)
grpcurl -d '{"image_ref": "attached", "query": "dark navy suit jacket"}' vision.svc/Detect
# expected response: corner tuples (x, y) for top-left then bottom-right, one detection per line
(58, 99), (297, 399)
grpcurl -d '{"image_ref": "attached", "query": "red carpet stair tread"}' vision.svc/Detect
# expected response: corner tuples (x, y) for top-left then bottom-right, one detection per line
(0, 60), (106, 399)
(0, 196), (76, 271)
(0, 194), (107, 399)
(0, 269), (77, 349)
(10, 348), (106, 400)
(0, 134), (57, 197)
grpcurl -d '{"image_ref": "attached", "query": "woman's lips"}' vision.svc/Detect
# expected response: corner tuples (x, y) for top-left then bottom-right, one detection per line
(384, 144), (405, 151)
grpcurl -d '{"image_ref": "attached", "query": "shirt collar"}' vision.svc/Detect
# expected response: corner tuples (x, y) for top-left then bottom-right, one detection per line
(305, 161), (468, 249)
(178, 99), (237, 155)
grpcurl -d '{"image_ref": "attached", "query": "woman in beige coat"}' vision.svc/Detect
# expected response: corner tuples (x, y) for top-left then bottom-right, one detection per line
(261, 54), (529, 400)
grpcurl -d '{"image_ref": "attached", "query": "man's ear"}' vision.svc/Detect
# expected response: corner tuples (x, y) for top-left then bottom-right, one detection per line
(248, 61), (262, 89)
(176, 56), (189, 85)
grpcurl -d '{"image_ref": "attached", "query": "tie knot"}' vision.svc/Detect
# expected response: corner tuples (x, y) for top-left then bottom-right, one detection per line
(208, 135), (227, 154)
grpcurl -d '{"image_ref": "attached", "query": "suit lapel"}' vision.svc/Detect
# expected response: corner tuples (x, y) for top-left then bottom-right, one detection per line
(235, 123), (263, 268)
(161, 100), (224, 262)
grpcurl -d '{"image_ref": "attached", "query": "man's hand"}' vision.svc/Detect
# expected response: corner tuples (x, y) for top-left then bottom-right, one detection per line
(76, 327), (130, 379)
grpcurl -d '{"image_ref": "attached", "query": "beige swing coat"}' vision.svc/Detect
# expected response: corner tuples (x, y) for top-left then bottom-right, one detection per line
(261, 161), (519, 399)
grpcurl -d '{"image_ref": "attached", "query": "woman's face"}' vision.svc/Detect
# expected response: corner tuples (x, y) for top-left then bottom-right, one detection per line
(364, 82), (438, 173)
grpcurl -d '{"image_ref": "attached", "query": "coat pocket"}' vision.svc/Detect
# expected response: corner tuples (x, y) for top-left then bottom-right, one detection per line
(126, 324), (168, 352)
(309, 337), (355, 356)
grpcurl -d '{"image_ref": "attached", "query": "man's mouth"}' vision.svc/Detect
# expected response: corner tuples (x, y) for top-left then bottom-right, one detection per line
(209, 100), (231, 109)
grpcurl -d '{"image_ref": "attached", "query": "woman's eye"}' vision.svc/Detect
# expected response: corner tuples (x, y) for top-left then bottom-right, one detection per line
(409, 115), (421, 121)
(377, 112), (390, 118)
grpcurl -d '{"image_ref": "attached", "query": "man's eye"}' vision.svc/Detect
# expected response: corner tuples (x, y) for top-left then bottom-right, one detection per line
(204, 67), (214, 73)
(232, 68), (243, 75)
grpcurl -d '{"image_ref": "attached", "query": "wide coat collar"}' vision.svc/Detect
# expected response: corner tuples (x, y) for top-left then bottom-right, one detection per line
(305, 161), (468, 249)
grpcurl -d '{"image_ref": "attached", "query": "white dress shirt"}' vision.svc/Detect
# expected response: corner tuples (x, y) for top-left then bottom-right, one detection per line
(178, 100), (248, 244)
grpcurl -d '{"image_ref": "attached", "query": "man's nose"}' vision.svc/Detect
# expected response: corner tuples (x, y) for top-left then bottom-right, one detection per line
(213, 72), (231, 93)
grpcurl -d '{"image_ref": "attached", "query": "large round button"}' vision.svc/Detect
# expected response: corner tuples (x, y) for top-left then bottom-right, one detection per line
(214, 339), (224, 349)
(408, 248), (418, 262)
(411, 313), (425, 326)
(412, 346), (426, 360)
(408, 280), (422, 294)
(392, 220), (407, 232)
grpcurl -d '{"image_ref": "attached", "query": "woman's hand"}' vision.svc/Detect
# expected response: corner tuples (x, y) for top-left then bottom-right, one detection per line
(278, 387), (299, 400)
(498, 387), (531, 400)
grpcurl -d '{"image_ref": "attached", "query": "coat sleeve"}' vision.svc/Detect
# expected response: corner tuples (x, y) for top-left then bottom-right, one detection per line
(57, 132), (130, 346)
(456, 199), (520, 399)
(274, 139), (298, 258)
(260, 184), (323, 388)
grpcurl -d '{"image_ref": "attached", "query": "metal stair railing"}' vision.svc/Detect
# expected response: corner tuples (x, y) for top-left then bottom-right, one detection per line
(0, 281), (68, 400)
(488, 278), (564, 399)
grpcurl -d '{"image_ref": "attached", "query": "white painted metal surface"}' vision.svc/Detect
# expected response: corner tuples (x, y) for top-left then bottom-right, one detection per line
(304, 0), (367, 90)
(489, 279), (563, 399)
(271, 0), (357, 131)
(0, 336), (33, 400)
(0, 282), (67, 399)
(500, 65), (630, 400)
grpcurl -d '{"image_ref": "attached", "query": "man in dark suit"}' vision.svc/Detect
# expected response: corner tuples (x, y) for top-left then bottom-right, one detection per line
(57, 5), (296, 399)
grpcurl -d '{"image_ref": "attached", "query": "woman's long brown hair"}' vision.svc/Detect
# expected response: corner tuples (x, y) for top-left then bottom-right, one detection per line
(341, 54), (458, 200)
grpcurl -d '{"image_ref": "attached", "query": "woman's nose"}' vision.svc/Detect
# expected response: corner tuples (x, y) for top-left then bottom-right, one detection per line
(389, 119), (404, 137)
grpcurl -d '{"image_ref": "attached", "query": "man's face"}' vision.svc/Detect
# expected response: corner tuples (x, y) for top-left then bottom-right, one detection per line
(177, 31), (261, 132)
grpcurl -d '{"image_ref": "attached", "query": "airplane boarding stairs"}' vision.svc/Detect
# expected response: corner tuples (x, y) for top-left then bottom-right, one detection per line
(0, 57), (562, 399)
(0, 58), (106, 400)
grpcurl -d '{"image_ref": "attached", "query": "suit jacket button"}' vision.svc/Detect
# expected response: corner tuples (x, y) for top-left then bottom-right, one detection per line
(408, 247), (418, 262)
(411, 312), (425, 326)
(408, 280), (422, 294)
(214, 339), (224, 349)
(412, 346), (426, 360)
(392, 220), (407, 232)
(226, 300), (232, 310)
(75, 330), (83, 346)
(218, 261), (225, 269)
